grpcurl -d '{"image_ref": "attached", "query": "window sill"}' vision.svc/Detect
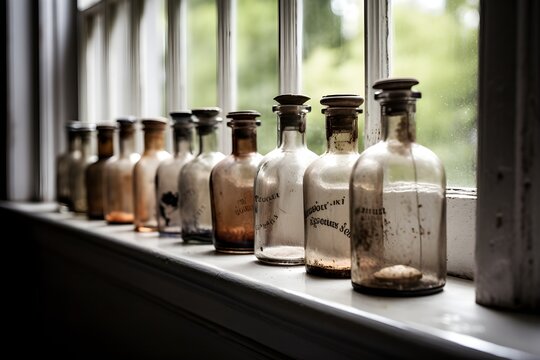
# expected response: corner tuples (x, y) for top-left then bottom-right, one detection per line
(2, 201), (538, 359)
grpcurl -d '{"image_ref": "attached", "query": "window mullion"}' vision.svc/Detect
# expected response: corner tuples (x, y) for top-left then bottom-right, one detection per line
(278, 0), (302, 94)
(364, 0), (390, 148)
(167, 0), (187, 111)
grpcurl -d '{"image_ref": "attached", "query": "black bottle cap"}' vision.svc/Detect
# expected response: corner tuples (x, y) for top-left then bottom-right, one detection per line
(320, 94), (364, 114)
(169, 111), (193, 129)
(373, 77), (421, 102)
(192, 107), (222, 126)
(226, 110), (262, 127)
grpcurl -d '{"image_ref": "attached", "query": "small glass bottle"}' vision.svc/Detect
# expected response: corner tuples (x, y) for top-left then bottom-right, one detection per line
(155, 111), (195, 237)
(304, 94), (364, 277)
(179, 108), (225, 243)
(350, 78), (446, 296)
(210, 111), (263, 253)
(103, 117), (141, 224)
(133, 117), (172, 232)
(56, 121), (82, 212)
(69, 123), (96, 214)
(254, 95), (318, 265)
(85, 122), (116, 220)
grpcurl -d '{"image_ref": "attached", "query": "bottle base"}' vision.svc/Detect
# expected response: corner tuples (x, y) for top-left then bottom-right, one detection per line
(306, 265), (350, 278)
(255, 246), (305, 265)
(134, 225), (158, 233)
(183, 231), (213, 244)
(352, 282), (445, 297)
(215, 247), (254, 254)
(256, 257), (304, 266)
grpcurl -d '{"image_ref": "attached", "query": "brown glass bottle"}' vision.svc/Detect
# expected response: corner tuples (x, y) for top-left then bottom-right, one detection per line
(86, 122), (116, 219)
(56, 121), (81, 212)
(103, 117), (140, 224)
(70, 123), (97, 214)
(133, 117), (172, 232)
(210, 111), (263, 253)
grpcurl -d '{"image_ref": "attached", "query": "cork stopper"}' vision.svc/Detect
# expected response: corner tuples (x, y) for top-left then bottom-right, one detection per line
(169, 111), (193, 129)
(320, 94), (364, 115)
(226, 110), (261, 127)
(373, 78), (421, 103)
(272, 94), (311, 114)
(141, 117), (168, 130)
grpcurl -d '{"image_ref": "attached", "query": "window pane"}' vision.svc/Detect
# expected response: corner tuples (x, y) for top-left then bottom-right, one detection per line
(139, 0), (167, 116)
(390, 0), (479, 187)
(83, 13), (106, 122)
(186, 0), (217, 108)
(237, 0), (278, 155)
(302, 0), (365, 154)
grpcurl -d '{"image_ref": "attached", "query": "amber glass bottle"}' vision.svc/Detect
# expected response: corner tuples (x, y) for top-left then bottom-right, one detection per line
(303, 95), (363, 277)
(103, 117), (140, 224)
(133, 117), (172, 232)
(86, 122), (116, 219)
(210, 111), (263, 253)
(156, 111), (194, 237)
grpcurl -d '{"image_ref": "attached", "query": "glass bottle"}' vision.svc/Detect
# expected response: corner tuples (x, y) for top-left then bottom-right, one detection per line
(69, 123), (96, 214)
(103, 117), (141, 224)
(350, 78), (446, 296)
(85, 122), (116, 219)
(304, 94), (364, 277)
(179, 108), (225, 243)
(133, 117), (172, 232)
(56, 121), (81, 212)
(155, 111), (195, 237)
(210, 110), (263, 253)
(254, 95), (318, 265)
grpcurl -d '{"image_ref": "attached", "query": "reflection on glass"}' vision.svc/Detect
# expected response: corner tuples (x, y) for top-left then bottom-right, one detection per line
(391, 0), (478, 187)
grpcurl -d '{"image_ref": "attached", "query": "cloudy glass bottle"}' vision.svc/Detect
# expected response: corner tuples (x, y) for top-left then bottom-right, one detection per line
(69, 123), (96, 214)
(103, 117), (140, 224)
(210, 111), (263, 253)
(254, 95), (318, 265)
(133, 117), (172, 232)
(155, 111), (195, 237)
(56, 121), (81, 212)
(304, 95), (363, 277)
(86, 122), (115, 220)
(179, 108), (225, 242)
(350, 78), (446, 296)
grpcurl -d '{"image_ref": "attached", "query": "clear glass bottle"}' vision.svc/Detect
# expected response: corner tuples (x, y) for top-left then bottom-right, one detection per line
(133, 117), (172, 232)
(350, 78), (446, 296)
(304, 94), (364, 277)
(56, 121), (81, 212)
(210, 110), (263, 253)
(69, 123), (96, 214)
(86, 122), (116, 220)
(103, 117), (141, 224)
(254, 95), (318, 265)
(155, 111), (195, 237)
(179, 108), (225, 243)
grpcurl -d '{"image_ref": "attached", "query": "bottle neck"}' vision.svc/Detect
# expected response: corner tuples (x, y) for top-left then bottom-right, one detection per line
(119, 129), (137, 157)
(143, 130), (166, 152)
(80, 134), (93, 157)
(326, 115), (358, 153)
(198, 126), (220, 154)
(67, 133), (80, 152)
(97, 134), (114, 159)
(381, 103), (417, 143)
(173, 130), (192, 156)
(278, 114), (307, 150)
(231, 126), (258, 156)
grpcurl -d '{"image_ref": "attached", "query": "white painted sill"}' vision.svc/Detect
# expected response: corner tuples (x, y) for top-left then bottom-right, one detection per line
(3, 201), (538, 359)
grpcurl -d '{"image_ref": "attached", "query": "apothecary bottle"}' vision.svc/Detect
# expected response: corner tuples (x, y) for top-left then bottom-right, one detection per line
(56, 121), (81, 212)
(304, 95), (363, 277)
(210, 111), (263, 253)
(350, 78), (446, 296)
(69, 123), (96, 214)
(133, 117), (172, 232)
(103, 117), (140, 224)
(86, 122), (115, 219)
(179, 108), (225, 242)
(155, 111), (195, 237)
(254, 95), (318, 265)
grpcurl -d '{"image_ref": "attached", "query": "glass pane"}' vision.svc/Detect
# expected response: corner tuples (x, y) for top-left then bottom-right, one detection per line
(390, 0), (479, 187)
(186, 0), (217, 108)
(302, 0), (365, 154)
(139, 0), (167, 117)
(237, 0), (278, 155)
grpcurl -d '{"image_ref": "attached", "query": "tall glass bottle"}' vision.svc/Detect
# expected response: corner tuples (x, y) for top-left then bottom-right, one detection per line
(210, 111), (263, 253)
(133, 117), (172, 232)
(69, 123), (96, 214)
(350, 78), (446, 296)
(56, 121), (81, 212)
(179, 108), (225, 242)
(254, 95), (318, 265)
(86, 122), (115, 219)
(304, 95), (364, 277)
(155, 111), (195, 237)
(103, 117), (140, 224)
